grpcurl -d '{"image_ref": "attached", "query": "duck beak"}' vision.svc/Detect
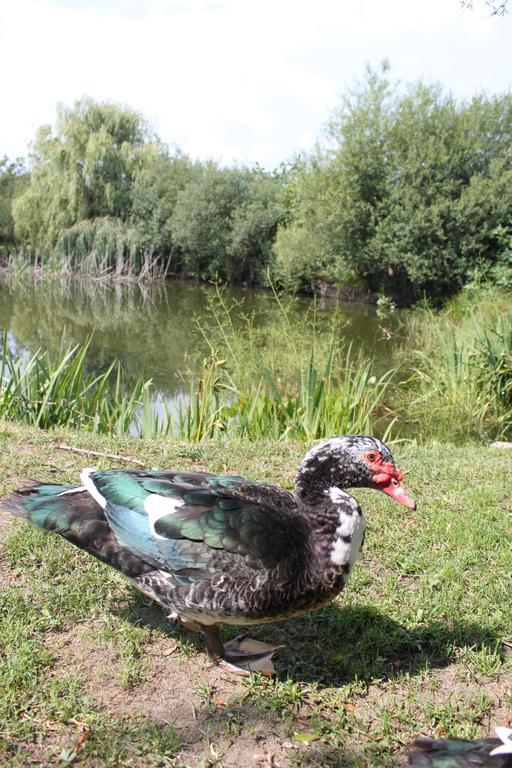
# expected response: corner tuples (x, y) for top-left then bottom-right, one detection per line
(379, 480), (416, 510)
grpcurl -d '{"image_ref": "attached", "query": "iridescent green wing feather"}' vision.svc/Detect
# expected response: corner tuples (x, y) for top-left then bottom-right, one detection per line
(1, 482), (154, 579)
(407, 737), (512, 767)
(90, 469), (301, 575)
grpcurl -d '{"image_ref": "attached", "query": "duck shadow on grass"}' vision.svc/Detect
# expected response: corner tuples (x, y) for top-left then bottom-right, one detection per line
(120, 594), (500, 688)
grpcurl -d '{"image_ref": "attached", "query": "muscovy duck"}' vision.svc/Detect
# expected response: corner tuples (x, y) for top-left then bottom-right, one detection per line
(406, 728), (512, 767)
(2, 435), (415, 675)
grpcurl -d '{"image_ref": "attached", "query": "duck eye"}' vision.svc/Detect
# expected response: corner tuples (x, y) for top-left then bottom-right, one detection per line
(366, 452), (378, 463)
(391, 478), (399, 487)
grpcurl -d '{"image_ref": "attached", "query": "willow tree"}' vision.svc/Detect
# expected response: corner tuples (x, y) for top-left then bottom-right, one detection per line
(0, 156), (27, 246)
(13, 98), (155, 256)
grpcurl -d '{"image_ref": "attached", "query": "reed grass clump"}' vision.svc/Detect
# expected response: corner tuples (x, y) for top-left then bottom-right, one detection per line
(3, 219), (170, 279)
(0, 336), (150, 433)
(136, 347), (393, 443)
(136, 288), (395, 442)
(398, 286), (512, 442)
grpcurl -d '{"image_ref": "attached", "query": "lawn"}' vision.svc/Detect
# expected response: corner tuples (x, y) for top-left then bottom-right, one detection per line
(0, 421), (511, 767)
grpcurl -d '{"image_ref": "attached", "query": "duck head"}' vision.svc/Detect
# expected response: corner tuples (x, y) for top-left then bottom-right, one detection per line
(295, 435), (416, 509)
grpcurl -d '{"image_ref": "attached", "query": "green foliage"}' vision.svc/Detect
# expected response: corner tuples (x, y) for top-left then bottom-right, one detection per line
(0, 156), (28, 247)
(273, 219), (328, 293)
(170, 163), (244, 280)
(14, 98), (151, 254)
(9, 76), (512, 297)
(8, 96), (284, 283)
(272, 154), (340, 292)
(129, 146), (199, 260)
(139, 347), (393, 443)
(227, 170), (285, 284)
(0, 335), (150, 432)
(11, 98), (192, 275)
(171, 163), (284, 283)
(276, 64), (512, 302)
(137, 289), (394, 442)
(398, 286), (512, 441)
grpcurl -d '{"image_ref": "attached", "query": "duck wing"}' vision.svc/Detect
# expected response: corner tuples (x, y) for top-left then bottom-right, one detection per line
(83, 469), (304, 581)
(407, 736), (512, 767)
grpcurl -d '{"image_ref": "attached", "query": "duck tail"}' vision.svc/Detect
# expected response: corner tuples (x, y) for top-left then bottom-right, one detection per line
(1, 482), (92, 531)
(1, 481), (154, 578)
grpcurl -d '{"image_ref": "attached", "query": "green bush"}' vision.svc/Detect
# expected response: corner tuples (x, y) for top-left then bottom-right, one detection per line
(397, 287), (512, 441)
(276, 65), (512, 303)
(171, 164), (284, 284)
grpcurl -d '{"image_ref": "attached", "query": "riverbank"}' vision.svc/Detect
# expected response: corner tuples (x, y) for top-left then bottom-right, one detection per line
(1, 421), (511, 767)
(0, 259), (414, 309)
(2, 279), (512, 444)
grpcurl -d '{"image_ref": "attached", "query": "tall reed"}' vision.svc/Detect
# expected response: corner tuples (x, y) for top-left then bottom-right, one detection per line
(0, 336), (150, 433)
(136, 288), (395, 442)
(2, 218), (171, 279)
(135, 348), (394, 443)
(398, 286), (512, 442)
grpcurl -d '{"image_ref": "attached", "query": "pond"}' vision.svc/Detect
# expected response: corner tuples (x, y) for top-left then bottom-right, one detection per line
(0, 275), (403, 417)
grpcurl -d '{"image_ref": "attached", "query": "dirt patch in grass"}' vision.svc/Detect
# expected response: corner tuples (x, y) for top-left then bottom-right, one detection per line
(46, 623), (301, 767)
(0, 502), (12, 542)
(10, 442), (38, 456)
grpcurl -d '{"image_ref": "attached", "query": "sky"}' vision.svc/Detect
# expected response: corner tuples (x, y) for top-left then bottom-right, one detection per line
(1, 0), (511, 169)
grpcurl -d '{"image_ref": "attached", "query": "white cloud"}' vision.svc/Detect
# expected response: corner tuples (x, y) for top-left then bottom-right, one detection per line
(1, 0), (511, 168)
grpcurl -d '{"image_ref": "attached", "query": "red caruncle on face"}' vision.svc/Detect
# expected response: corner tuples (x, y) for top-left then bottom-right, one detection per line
(362, 450), (415, 510)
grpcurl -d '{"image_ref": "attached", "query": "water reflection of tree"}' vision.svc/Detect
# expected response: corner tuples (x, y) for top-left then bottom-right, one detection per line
(0, 276), (402, 397)
(2, 278), (207, 394)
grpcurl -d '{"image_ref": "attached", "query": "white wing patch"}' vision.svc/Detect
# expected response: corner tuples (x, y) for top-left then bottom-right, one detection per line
(58, 486), (86, 496)
(144, 494), (184, 539)
(330, 534), (353, 566)
(80, 468), (106, 509)
(490, 726), (512, 756)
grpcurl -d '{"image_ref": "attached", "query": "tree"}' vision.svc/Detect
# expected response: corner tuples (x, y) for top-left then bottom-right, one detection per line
(129, 146), (199, 263)
(13, 98), (156, 255)
(171, 164), (284, 283)
(275, 65), (512, 302)
(0, 156), (27, 246)
(227, 170), (285, 284)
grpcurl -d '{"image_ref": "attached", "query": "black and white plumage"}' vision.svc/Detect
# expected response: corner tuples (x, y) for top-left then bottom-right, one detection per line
(406, 728), (512, 767)
(2, 435), (415, 675)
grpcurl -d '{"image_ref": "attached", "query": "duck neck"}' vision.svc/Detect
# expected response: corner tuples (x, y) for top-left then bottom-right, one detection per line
(295, 439), (365, 505)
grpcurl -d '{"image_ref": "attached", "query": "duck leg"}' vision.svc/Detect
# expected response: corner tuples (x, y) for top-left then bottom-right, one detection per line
(201, 624), (280, 677)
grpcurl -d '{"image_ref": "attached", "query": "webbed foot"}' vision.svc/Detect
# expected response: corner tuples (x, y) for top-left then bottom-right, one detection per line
(219, 633), (281, 676)
(202, 626), (281, 677)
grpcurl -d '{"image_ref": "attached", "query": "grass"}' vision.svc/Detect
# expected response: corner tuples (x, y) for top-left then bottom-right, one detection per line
(0, 335), (150, 434)
(0, 421), (511, 767)
(138, 344), (394, 443)
(396, 286), (512, 442)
